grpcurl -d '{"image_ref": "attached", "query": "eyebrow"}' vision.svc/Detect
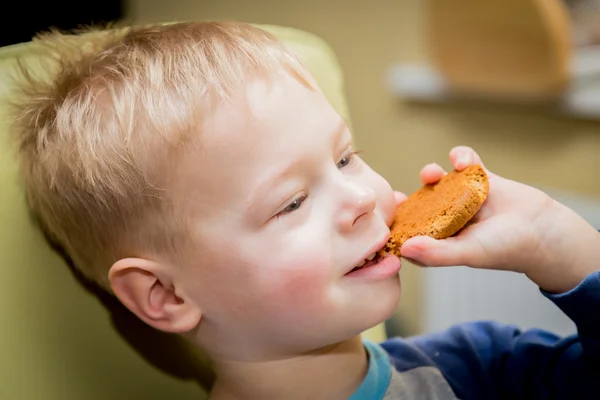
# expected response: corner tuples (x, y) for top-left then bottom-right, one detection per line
(246, 119), (348, 213)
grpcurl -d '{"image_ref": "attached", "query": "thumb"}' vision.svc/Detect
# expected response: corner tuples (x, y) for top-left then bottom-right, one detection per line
(400, 235), (485, 268)
(394, 190), (408, 206)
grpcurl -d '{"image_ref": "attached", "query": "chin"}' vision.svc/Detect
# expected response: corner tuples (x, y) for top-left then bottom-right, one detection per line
(351, 276), (401, 335)
(377, 276), (402, 321)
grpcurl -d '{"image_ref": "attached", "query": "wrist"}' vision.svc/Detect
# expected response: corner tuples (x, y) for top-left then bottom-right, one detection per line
(527, 199), (600, 294)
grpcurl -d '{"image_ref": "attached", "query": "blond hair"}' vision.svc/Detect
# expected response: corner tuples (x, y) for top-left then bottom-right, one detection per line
(9, 21), (308, 290)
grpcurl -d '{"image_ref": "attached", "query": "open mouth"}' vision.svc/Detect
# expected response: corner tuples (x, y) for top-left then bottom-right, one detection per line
(347, 250), (385, 274)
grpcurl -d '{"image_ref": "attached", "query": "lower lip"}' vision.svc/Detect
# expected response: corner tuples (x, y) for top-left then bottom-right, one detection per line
(344, 254), (402, 281)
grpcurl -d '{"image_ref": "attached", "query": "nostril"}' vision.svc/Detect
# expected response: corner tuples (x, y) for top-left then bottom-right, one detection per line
(352, 212), (368, 226)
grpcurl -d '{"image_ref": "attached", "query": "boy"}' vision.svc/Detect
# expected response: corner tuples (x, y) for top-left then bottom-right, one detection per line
(8, 21), (600, 399)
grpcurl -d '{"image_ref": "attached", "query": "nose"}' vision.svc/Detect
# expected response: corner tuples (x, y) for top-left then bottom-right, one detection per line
(336, 181), (377, 232)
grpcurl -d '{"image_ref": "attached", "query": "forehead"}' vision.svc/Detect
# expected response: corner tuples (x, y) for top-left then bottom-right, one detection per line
(198, 73), (345, 173)
(175, 73), (345, 212)
(211, 74), (337, 148)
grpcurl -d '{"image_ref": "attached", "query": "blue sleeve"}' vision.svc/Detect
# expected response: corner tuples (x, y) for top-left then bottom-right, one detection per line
(382, 271), (600, 400)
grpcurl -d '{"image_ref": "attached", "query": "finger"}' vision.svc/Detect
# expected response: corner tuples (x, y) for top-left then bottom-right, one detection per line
(394, 191), (408, 206)
(419, 163), (446, 185)
(399, 234), (486, 268)
(449, 146), (485, 171)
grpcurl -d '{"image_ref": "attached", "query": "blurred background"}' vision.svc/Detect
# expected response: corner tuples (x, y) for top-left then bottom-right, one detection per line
(2, 0), (600, 398)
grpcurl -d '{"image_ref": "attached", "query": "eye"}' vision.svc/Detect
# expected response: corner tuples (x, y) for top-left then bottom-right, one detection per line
(276, 194), (308, 217)
(337, 150), (359, 169)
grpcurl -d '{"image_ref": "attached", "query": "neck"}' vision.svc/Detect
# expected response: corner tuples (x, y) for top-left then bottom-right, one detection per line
(208, 335), (368, 400)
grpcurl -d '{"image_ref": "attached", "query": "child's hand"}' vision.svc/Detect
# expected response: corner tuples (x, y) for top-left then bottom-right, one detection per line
(400, 146), (600, 294)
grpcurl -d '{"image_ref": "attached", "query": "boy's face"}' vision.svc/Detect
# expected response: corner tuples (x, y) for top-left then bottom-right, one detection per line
(174, 72), (401, 359)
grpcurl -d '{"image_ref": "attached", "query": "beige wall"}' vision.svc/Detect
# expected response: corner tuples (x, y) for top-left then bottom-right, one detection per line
(126, 0), (600, 334)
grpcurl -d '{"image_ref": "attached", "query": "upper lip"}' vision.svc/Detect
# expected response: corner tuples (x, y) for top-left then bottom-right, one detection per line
(345, 232), (391, 275)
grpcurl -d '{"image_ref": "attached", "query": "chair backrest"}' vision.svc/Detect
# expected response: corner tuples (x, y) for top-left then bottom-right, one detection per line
(0, 23), (386, 400)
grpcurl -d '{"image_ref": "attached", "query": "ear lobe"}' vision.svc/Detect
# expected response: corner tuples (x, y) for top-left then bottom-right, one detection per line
(109, 258), (201, 333)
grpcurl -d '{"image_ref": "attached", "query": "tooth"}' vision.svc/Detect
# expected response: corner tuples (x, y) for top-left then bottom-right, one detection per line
(355, 260), (366, 268)
(367, 253), (376, 260)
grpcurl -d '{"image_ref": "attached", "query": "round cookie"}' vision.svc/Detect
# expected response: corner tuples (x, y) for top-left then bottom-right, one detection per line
(383, 164), (489, 257)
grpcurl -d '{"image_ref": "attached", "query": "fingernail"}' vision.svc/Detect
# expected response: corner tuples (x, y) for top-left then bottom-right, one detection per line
(456, 153), (472, 169)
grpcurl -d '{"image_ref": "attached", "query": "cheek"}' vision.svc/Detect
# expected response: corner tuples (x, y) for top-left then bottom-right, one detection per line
(261, 269), (326, 311)
(260, 250), (332, 304)
(251, 239), (339, 322)
(195, 231), (338, 320)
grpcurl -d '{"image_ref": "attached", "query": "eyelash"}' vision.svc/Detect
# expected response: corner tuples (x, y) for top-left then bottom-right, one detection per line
(276, 194), (308, 218)
(275, 150), (362, 219)
(336, 150), (361, 169)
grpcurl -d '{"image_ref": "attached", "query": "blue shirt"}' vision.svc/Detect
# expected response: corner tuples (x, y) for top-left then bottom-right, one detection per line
(350, 271), (600, 399)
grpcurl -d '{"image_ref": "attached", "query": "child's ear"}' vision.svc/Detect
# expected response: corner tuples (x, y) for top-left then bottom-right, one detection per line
(108, 258), (201, 333)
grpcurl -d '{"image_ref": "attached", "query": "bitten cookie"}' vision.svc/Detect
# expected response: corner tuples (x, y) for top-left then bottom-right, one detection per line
(383, 164), (489, 257)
